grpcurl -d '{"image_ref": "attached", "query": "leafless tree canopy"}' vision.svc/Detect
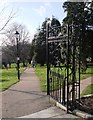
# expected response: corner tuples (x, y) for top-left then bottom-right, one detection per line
(4, 23), (30, 46)
(0, 7), (16, 33)
(0, 6), (17, 46)
(2, 23), (31, 67)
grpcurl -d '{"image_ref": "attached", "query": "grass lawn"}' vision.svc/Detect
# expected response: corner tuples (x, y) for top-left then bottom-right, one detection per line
(35, 65), (93, 92)
(34, 65), (47, 92)
(81, 84), (93, 96)
(80, 67), (93, 80)
(0, 63), (26, 91)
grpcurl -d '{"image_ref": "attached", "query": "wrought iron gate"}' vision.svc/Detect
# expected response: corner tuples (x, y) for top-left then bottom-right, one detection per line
(46, 20), (82, 112)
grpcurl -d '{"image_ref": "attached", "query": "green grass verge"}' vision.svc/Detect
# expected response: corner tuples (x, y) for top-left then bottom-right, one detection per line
(0, 63), (26, 91)
(81, 84), (93, 96)
(80, 67), (93, 80)
(34, 65), (47, 92)
(35, 65), (93, 92)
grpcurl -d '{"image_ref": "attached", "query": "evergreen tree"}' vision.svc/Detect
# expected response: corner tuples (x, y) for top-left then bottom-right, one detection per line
(33, 17), (61, 66)
(62, 2), (93, 67)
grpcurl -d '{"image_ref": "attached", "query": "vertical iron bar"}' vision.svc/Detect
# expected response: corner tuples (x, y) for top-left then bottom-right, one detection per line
(46, 22), (50, 95)
(78, 25), (81, 101)
(53, 74), (54, 97)
(60, 74), (62, 103)
(52, 72), (53, 98)
(62, 67), (66, 105)
(58, 68), (59, 102)
(67, 24), (69, 113)
(16, 37), (20, 80)
(59, 68), (61, 103)
(62, 79), (65, 104)
(56, 76), (57, 100)
(51, 76), (52, 97)
(72, 24), (76, 108)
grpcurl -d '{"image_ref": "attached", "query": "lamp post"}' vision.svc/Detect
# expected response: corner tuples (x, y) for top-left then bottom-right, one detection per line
(15, 31), (20, 80)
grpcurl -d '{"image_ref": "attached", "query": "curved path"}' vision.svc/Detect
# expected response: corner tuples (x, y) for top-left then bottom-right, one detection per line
(80, 77), (93, 94)
(1, 67), (92, 118)
(1, 67), (52, 118)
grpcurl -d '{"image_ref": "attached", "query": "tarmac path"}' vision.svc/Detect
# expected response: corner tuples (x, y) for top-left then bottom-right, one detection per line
(1, 67), (92, 118)
(1, 67), (52, 118)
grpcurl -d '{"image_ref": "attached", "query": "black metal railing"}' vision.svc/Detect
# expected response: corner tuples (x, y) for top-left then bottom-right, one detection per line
(46, 22), (81, 112)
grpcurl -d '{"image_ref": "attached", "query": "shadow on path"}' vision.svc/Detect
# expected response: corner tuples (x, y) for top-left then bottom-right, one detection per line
(1, 67), (53, 118)
(8, 88), (46, 97)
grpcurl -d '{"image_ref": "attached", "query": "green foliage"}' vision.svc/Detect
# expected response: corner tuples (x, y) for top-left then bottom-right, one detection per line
(32, 17), (61, 66)
(63, 2), (93, 25)
(62, 1), (93, 66)
(0, 63), (26, 91)
(30, 42), (35, 60)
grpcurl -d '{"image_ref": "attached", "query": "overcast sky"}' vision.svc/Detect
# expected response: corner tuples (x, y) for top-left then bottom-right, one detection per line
(0, 0), (67, 45)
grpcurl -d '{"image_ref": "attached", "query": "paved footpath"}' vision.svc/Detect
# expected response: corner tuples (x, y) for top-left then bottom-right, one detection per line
(1, 67), (53, 118)
(1, 67), (92, 118)
(80, 76), (93, 94)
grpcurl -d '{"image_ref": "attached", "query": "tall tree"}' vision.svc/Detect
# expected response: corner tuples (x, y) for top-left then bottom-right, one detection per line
(62, 1), (93, 66)
(33, 17), (61, 66)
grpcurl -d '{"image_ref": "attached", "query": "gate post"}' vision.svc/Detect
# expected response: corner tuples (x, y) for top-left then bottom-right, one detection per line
(46, 20), (50, 95)
(72, 23), (76, 108)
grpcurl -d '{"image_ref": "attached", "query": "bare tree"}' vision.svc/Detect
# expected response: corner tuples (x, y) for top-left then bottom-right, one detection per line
(2, 23), (31, 67)
(0, 5), (17, 69)
(0, 5), (17, 33)
(0, 10), (15, 32)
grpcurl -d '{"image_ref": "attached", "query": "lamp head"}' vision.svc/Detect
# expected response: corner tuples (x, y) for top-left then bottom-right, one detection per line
(15, 31), (19, 39)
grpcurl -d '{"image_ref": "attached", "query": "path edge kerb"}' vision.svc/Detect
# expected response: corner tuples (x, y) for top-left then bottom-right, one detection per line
(50, 97), (93, 119)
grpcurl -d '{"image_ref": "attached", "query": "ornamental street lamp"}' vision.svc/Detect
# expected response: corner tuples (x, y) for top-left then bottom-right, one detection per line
(15, 31), (20, 80)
